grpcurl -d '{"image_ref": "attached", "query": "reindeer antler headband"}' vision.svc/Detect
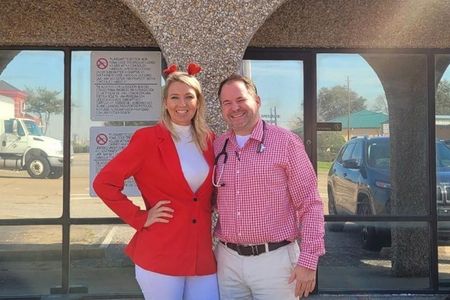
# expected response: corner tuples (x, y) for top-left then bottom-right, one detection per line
(163, 63), (202, 77)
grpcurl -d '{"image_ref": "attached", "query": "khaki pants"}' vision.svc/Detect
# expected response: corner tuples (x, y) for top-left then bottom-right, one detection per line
(215, 241), (300, 300)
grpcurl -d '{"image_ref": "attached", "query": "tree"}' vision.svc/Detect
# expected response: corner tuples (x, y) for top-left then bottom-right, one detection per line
(289, 116), (304, 138)
(372, 94), (388, 114)
(25, 87), (63, 134)
(317, 85), (367, 121)
(436, 79), (450, 115)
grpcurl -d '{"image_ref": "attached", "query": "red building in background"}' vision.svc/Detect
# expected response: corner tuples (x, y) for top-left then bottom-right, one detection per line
(0, 80), (40, 124)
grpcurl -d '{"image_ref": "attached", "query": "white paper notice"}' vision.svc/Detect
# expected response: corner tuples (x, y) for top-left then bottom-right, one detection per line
(91, 51), (162, 121)
(89, 126), (142, 197)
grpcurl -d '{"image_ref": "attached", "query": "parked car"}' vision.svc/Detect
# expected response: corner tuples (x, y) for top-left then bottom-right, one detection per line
(327, 136), (450, 251)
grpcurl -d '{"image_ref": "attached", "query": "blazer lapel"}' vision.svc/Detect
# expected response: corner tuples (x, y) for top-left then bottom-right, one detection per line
(196, 138), (215, 193)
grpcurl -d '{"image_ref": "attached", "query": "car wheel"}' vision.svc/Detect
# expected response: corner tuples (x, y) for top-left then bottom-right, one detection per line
(327, 188), (345, 232)
(361, 225), (382, 251)
(26, 155), (51, 179)
(47, 167), (63, 179)
(358, 198), (382, 251)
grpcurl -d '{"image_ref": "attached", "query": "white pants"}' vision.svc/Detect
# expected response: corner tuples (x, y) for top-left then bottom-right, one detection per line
(215, 241), (300, 300)
(135, 265), (219, 300)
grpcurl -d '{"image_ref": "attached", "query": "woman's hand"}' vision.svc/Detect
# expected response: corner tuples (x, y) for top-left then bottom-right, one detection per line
(144, 200), (174, 227)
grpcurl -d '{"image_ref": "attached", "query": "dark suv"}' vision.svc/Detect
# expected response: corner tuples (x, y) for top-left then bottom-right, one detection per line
(327, 136), (450, 251)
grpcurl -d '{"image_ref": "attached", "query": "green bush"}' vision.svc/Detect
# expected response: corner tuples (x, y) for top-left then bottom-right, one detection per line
(317, 132), (346, 162)
(73, 143), (89, 153)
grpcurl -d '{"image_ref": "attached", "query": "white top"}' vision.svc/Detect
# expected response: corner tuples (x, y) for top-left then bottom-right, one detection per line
(235, 134), (251, 148)
(172, 123), (209, 192)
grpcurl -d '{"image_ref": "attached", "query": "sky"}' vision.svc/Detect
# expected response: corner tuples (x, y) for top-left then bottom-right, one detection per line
(1, 50), (448, 139)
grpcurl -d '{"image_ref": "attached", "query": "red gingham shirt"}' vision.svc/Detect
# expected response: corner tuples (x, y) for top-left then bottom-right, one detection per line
(214, 119), (325, 270)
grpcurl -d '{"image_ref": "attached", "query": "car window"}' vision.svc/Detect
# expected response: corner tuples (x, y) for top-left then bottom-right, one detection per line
(23, 120), (43, 136)
(341, 142), (355, 162)
(367, 140), (390, 169)
(351, 140), (364, 164)
(4, 120), (13, 134)
(335, 144), (346, 162)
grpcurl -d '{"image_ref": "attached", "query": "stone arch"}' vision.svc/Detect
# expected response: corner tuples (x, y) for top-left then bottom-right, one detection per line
(0, 0), (157, 48)
(122, 0), (288, 131)
(0, 0), (159, 78)
(250, 0), (450, 48)
(0, 51), (19, 76)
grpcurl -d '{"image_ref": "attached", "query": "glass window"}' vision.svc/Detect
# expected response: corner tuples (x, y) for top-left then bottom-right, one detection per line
(0, 226), (61, 296)
(71, 51), (161, 218)
(351, 140), (363, 162)
(367, 139), (390, 169)
(70, 225), (140, 294)
(323, 53), (430, 291)
(320, 53), (429, 219)
(435, 54), (450, 288)
(0, 50), (64, 218)
(341, 142), (355, 161)
(241, 60), (304, 136)
(321, 221), (430, 291)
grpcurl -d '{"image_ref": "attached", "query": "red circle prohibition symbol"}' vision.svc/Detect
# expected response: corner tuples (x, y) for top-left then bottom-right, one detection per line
(96, 58), (108, 70)
(96, 133), (108, 145)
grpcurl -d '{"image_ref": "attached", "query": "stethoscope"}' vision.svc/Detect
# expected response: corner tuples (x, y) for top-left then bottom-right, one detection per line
(212, 121), (267, 187)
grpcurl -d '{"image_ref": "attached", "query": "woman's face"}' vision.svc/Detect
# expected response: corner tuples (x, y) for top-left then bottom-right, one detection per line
(165, 81), (198, 126)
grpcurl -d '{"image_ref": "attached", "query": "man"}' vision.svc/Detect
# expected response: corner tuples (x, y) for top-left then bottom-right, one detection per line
(213, 74), (325, 300)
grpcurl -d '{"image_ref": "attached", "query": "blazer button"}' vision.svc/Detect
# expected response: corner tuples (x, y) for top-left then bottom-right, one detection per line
(192, 219), (197, 224)
(193, 198), (198, 202)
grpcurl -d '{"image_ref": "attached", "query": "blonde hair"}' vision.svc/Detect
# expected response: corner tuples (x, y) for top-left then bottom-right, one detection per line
(161, 71), (211, 151)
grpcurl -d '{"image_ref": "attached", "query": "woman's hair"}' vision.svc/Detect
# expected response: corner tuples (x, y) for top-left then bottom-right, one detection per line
(161, 71), (211, 151)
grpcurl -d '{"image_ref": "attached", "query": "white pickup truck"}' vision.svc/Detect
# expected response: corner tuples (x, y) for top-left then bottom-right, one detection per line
(0, 118), (70, 179)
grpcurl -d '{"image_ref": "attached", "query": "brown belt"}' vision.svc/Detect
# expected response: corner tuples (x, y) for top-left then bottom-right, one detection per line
(220, 240), (291, 256)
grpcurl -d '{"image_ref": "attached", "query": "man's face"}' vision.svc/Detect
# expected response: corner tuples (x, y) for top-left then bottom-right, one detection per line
(219, 80), (261, 135)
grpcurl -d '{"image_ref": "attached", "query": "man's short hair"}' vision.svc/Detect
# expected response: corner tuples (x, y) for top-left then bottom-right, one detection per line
(218, 74), (258, 98)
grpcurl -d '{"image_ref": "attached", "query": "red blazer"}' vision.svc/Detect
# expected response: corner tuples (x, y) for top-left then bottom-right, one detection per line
(93, 124), (216, 275)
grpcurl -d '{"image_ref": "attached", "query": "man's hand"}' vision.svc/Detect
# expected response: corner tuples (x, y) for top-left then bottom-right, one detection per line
(144, 200), (174, 227)
(288, 265), (316, 298)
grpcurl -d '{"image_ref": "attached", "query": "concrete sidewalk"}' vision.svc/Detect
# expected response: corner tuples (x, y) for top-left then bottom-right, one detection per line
(38, 294), (450, 300)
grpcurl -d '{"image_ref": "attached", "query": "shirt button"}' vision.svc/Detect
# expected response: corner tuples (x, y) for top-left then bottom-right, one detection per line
(192, 219), (197, 224)
(236, 170), (239, 174)
(238, 232), (242, 236)
(193, 197), (198, 202)
(237, 212), (241, 216)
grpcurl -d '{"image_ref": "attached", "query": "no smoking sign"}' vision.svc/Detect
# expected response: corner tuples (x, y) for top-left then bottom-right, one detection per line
(96, 58), (109, 70)
(96, 133), (108, 145)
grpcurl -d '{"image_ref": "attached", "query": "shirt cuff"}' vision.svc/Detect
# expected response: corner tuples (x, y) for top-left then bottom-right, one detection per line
(297, 252), (319, 270)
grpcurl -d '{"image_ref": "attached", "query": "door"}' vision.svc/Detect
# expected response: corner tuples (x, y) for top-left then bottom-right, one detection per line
(340, 139), (363, 214)
(1, 119), (24, 155)
(330, 141), (355, 214)
(243, 49), (315, 153)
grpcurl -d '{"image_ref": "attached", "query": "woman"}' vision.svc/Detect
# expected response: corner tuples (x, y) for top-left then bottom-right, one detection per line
(93, 67), (219, 300)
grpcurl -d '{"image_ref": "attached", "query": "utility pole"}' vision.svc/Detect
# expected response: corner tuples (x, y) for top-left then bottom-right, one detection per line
(347, 76), (350, 140)
(261, 106), (280, 125)
(270, 106), (278, 125)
